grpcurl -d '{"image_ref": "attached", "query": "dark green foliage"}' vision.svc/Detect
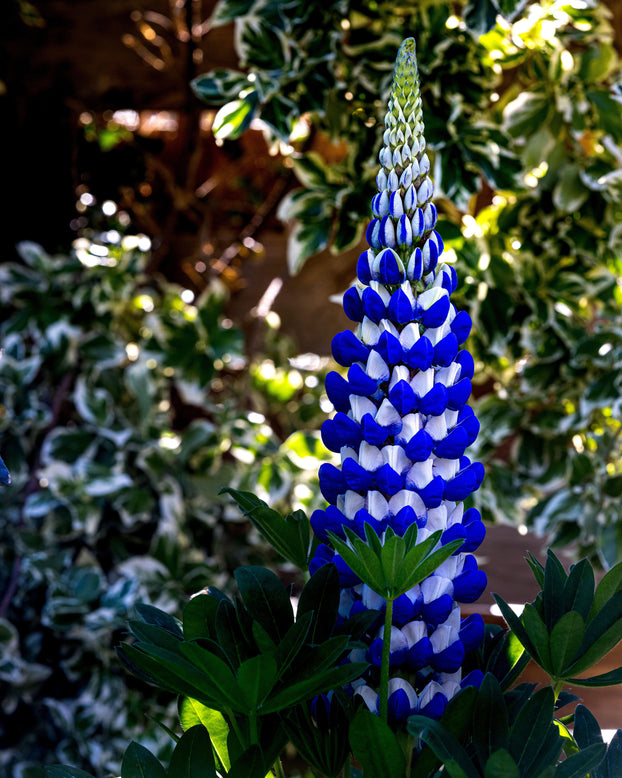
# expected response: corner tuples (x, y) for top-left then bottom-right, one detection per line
(0, 241), (330, 774)
(494, 550), (622, 685)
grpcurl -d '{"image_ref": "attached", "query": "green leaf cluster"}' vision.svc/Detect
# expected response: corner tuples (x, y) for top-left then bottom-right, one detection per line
(495, 550), (622, 687)
(117, 563), (374, 776)
(329, 523), (462, 600)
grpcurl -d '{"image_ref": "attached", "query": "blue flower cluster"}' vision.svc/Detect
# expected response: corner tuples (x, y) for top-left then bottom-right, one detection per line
(309, 38), (487, 724)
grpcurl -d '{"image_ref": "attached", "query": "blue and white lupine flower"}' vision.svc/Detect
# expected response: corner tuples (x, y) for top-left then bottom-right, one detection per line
(309, 37), (487, 723)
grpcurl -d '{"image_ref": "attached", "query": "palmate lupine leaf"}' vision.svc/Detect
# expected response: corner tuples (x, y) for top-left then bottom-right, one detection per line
(494, 550), (622, 685)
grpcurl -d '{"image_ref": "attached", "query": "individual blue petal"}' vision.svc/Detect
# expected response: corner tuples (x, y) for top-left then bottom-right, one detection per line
(453, 569), (488, 603)
(342, 457), (374, 492)
(320, 419), (341, 453)
(422, 593), (454, 626)
(379, 215), (396, 248)
(406, 636), (433, 670)
(418, 475), (445, 509)
(331, 329), (370, 367)
(457, 406), (480, 445)
(462, 508), (486, 552)
(389, 191), (404, 219)
(459, 613), (485, 653)
(376, 331), (404, 366)
(447, 264), (458, 293)
(375, 464), (404, 496)
(406, 246), (423, 281)
(404, 337), (433, 371)
(441, 524), (467, 550)
(434, 426), (469, 459)
(456, 350), (475, 380)
(361, 413), (389, 446)
(461, 669), (484, 689)
(404, 429), (434, 462)
(324, 371), (352, 413)
(393, 592), (417, 626)
(420, 294), (450, 328)
(366, 218), (381, 250)
(433, 332), (459, 367)
(451, 310), (472, 344)
(387, 689), (414, 724)
(397, 214), (413, 247)
(388, 288), (414, 324)
(411, 208), (425, 238)
(472, 462), (485, 488)
(443, 467), (477, 502)
(389, 380), (418, 415)
(391, 505), (424, 536)
(310, 506), (348, 542)
(431, 230), (444, 254)
(318, 463), (347, 503)
(418, 384), (448, 416)
(439, 266), (456, 294)
(371, 193), (382, 218)
(404, 184), (416, 211)
(376, 248), (405, 284)
(356, 250), (373, 285)
(419, 691), (447, 720)
(431, 640), (465, 673)
(308, 543), (335, 576)
(422, 236), (439, 273)
(348, 363), (379, 396)
(361, 287), (386, 323)
(343, 286), (364, 322)
(353, 509), (387, 540)
(447, 378), (472, 411)
(423, 202), (437, 231)
(333, 411), (363, 447)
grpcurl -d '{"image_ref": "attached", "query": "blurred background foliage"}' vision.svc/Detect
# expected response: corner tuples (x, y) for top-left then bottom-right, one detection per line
(1, 0), (622, 774)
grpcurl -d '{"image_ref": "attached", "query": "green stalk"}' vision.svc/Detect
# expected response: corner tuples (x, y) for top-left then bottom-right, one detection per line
(552, 679), (564, 703)
(379, 596), (394, 722)
(273, 756), (286, 778)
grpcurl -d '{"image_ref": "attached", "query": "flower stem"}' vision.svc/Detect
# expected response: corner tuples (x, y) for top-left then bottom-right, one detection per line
(552, 679), (565, 703)
(379, 596), (394, 722)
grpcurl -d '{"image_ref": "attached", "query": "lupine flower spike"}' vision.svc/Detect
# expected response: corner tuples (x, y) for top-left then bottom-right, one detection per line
(309, 37), (487, 724)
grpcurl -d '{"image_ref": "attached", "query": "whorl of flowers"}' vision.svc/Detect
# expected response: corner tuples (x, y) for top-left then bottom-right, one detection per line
(309, 38), (487, 724)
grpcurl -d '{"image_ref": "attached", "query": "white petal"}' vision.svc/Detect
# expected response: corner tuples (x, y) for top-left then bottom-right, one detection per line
(421, 575), (452, 602)
(366, 350), (390, 382)
(406, 460), (434, 489)
(344, 490), (365, 519)
(375, 398), (401, 427)
(399, 322), (420, 350)
(367, 490), (389, 520)
(388, 488), (425, 515)
(410, 368), (435, 396)
(389, 364), (411, 391)
(359, 441), (384, 471)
